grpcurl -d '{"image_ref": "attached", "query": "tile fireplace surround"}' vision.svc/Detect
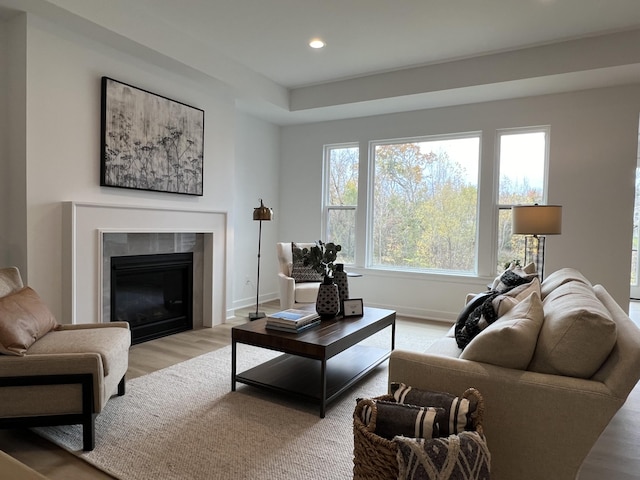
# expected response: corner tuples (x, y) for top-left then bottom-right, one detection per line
(62, 202), (227, 328)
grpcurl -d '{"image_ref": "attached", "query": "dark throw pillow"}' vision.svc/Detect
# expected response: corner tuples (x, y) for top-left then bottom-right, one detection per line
(390, 383), (483, 436)
(357, 398), (445, 440)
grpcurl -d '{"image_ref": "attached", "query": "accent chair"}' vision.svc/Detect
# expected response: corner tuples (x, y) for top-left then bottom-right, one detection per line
(0, 266), (131, 451)
(276, 242), (322, 309)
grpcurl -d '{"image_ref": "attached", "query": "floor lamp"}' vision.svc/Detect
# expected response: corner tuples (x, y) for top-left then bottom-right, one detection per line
(249, 199), (273, 320)
(512, 204), (562, 280)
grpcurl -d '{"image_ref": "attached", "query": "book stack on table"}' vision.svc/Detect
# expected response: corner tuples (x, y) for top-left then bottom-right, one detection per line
(265, 309), (321, 333)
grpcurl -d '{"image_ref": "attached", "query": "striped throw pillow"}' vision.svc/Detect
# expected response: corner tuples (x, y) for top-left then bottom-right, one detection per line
(358, 398), (445, 440)
(390, 383), (481, 436)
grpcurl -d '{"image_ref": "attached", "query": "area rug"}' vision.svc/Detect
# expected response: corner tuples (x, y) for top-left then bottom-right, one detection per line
(35, 328), (438, 479)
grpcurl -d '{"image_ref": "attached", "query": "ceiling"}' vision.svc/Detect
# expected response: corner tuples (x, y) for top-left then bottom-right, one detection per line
(2, 0), (640, 124)
(131, 0), (640, 89)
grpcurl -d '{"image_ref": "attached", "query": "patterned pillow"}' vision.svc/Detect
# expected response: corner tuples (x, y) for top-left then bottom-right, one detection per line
(455, 276), (539, 349)
(358, 398), (445, 440)
(395, 431), (491, 480)
(490, 262), (537, 292)
(290, 242), (323, 283)
(390, 383), (482, 436)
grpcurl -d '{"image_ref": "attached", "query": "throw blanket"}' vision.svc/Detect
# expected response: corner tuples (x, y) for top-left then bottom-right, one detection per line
(455, 270), (532, 349)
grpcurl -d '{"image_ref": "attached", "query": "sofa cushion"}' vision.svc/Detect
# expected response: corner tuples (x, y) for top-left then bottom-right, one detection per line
(395, 431), (491, 480)
(390, 383), (482, 436)
(425, 336), (463, 357)
(290, 242), (324, 283)
(358, 398), (444, 440)
(27, 327), (131, 376)
(0, 287), (58, 356)
(540, 267), (592, 299)
(460, 291), (544, 369)
(528, 281), (617, 378)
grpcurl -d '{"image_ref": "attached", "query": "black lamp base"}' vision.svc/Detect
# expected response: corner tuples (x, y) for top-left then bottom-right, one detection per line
(249, 311), (266, 321)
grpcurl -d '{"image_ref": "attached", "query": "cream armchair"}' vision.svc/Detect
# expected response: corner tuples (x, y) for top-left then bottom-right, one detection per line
(0, 267), (131, 451)
(276, 242), (322, 309)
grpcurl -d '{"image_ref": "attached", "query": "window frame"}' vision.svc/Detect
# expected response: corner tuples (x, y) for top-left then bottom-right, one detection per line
(495, 126), (551, 272)
(367, 132), (482, 274)
(322, 143), (359, 265)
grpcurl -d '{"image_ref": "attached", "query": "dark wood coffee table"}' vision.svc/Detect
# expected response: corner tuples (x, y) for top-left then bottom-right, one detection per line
(231, 307), (395, 417)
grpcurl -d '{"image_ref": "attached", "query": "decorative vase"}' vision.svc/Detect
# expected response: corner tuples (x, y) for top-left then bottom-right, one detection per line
(316, 277), (340, 318)
(333, 263), (349, 314)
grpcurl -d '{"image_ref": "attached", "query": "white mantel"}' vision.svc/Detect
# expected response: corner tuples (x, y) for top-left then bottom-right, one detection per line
(62, 202), (228, 327)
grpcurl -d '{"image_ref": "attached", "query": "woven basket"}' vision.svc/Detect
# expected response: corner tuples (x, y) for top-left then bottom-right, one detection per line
(352, 388), (485, 480)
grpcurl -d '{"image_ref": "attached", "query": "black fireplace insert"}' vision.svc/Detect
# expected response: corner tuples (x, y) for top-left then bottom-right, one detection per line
(110, 252), (193, 344)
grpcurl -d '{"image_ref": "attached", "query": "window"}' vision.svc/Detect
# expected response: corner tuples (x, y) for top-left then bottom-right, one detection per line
(370, 134), (480, 273)
(496, 128), (549, 272)
(324, 144), (358, 264)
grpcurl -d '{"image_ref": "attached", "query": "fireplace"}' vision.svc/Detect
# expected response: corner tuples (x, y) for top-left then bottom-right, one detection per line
(110, 252), (194, 344)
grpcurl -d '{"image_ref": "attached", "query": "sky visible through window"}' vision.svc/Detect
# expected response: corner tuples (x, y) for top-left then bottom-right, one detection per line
(419, 136), (480, 184)
(417, 132), (546, 191)
(500, 132), (546, 193)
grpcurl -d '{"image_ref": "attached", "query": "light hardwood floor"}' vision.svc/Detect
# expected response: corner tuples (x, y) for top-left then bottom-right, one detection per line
(0, 301), (639, 479)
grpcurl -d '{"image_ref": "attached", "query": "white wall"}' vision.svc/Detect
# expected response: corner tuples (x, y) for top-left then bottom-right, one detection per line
(17, 13), (239, 321)
(281, 86), (640, 319)
(233, 112), (281, 311)
(1, 14), (28, 272)
(0, 17), (8, 267)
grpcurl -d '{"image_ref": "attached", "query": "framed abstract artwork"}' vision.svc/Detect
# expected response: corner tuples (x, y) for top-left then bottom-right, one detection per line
(100, 77), (205, 196)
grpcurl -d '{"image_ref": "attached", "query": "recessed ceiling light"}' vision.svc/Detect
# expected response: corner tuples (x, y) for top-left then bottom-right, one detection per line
(309, 38), (325, 49)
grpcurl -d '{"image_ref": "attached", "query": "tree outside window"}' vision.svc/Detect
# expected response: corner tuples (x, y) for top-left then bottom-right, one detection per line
(371, 135), (480, 273)
(324, 145), (358, 264)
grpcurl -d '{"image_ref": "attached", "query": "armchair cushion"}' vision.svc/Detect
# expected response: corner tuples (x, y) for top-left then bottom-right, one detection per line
(28, 325), (130, 377)
(0, 287), (58, 356)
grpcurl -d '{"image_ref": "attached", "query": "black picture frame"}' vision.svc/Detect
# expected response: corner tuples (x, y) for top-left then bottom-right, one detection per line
(100, 77), (204, 196)
(342, 298), (364, 317)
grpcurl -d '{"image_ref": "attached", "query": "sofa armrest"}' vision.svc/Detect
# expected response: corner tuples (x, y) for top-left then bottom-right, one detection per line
(278, 272), (295, 309)
(55, 322), (130, 331)
(0, 353), (103, 378)
(389, 350), (623, 480)
(0, 353), (105, 415)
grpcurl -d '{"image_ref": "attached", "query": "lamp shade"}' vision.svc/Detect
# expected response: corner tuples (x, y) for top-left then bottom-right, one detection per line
(253, 199), (273, 221)
(512, 205), (562, 235)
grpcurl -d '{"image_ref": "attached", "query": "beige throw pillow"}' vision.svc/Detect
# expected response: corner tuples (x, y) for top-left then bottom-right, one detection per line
(493, 277), (541, 318)
(529, 281), (617, 378)
(0, 287), (58, 355)
(461, 291), (544, 369)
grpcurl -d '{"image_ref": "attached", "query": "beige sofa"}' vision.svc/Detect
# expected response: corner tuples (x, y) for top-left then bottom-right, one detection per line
(389, 268), (640, 480)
